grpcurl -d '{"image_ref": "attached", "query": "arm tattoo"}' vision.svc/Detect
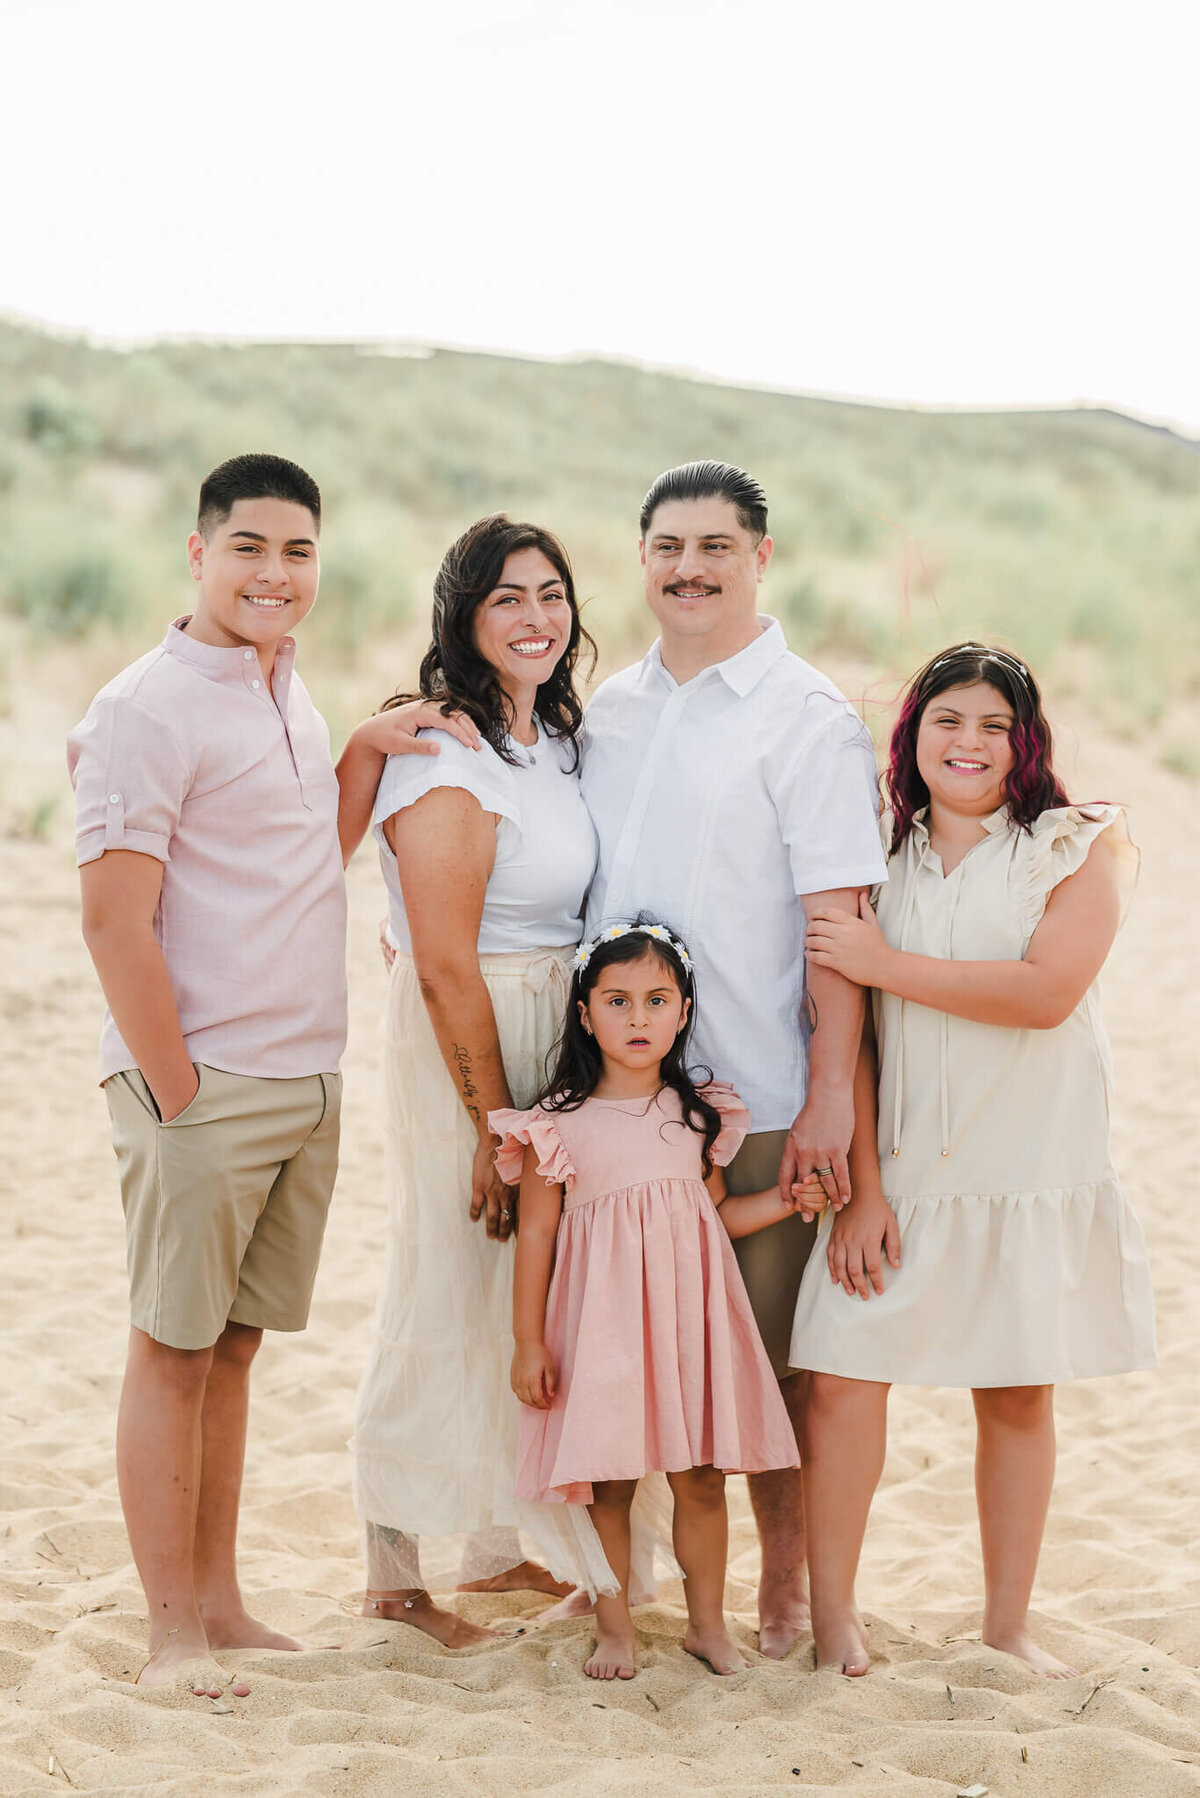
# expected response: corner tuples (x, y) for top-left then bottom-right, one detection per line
(452, 1042), (482, 1123)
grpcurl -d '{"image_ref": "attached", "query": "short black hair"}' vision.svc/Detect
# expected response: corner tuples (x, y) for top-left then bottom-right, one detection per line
(639, 460), (768, 542)
(197, 454), (321, 538)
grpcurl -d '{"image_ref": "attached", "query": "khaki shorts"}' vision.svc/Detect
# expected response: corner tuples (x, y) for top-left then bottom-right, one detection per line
(729, 1128), (817, 1380)
(105, 1063), (342, 1351)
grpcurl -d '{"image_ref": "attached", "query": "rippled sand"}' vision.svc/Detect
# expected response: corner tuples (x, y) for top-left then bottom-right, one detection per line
(1, 713), (1197, 1796)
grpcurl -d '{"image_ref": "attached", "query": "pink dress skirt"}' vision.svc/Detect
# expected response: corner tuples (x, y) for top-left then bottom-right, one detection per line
(490, 1084), (799, 1504)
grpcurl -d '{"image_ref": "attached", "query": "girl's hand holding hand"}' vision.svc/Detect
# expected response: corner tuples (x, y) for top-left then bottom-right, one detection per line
(350, 700), (483, 759)
(511, 1341), (557, 1409)
(471, 1136), (516, 1242)
(828, 1191), (901, 1299)
(805, 892), (892, 988)
(791, 1174), (829, 1224)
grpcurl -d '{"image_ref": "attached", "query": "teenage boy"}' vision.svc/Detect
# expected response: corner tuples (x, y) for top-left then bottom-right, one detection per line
(581, 461), (888, 1657)
(68, 453), (446, 1687)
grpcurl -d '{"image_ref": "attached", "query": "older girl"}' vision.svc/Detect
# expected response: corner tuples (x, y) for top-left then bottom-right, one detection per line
(793, 642), (1155, 1679)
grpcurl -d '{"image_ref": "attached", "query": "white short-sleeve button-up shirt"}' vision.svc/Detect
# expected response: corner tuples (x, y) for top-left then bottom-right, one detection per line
(581, 618), (886, 1130)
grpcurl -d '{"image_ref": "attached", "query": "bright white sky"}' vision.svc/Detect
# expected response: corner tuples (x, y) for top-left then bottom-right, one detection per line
(3, 0), (1197, 433)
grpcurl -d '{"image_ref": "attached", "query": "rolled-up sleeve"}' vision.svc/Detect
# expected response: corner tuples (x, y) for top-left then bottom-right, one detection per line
(771, 708), (888, 897)
(67, 697), (191, 867)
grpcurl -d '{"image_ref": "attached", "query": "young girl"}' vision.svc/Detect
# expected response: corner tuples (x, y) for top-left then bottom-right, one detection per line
(489, 920), (824, 1682)
(792, 641), (1155, 1680)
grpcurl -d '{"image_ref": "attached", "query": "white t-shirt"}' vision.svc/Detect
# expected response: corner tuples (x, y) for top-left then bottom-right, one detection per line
(581, 619), (887, 1130)
(374, 722), (597, 955)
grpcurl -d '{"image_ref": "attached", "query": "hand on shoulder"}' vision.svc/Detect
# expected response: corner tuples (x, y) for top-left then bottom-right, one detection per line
(349, 700), (483, 760)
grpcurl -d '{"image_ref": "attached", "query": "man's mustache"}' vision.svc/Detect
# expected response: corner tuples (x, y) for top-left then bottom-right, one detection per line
(664, 582), (720, 596)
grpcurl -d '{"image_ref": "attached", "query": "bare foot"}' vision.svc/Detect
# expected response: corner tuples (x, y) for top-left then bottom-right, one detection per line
(134, 1630), (222, 1691)
(538, 1583), (655, 1622)
(982, 1625), (1079, 1679)
(757, 1582), (812, 1660)
(456, 1560), (572, 1600)
(684, 1624), (746, 1676)
(200, 1609), (305, 1653)
(585, 1627), (637, 1680)
(812, 1606), (870, 1677)
(362, 1591), (502, 1648)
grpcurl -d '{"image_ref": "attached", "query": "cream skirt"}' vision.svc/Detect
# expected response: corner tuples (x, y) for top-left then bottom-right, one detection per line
(351, 948), (629, 1595)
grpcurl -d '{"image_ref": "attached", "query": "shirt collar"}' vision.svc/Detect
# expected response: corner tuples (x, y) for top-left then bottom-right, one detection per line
(639, 616), (788, 696)
(910, 804), (1010, 850)
(163, 616), (297, 687)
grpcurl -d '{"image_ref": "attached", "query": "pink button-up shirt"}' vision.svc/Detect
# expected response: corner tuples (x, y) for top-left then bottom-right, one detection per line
(68, 618), (347, 1081)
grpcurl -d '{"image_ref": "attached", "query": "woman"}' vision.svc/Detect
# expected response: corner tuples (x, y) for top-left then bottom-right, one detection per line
(351, 515), (610, 1647)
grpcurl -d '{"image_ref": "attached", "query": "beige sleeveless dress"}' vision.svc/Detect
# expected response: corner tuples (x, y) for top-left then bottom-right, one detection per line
(790, 803), (1156, 1387)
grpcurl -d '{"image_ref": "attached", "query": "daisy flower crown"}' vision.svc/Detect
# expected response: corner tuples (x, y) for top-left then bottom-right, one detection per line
(572, 921), (694, 979)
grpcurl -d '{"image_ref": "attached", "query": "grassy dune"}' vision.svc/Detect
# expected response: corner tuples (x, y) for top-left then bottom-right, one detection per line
(3, 318), (1199, 761)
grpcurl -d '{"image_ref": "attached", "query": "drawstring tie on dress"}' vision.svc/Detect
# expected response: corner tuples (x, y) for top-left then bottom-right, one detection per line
(891, 841), (964, 1162)
(520, 949), (573, 997)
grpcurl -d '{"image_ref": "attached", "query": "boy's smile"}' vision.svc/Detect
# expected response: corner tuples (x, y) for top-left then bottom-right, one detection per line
(186, 497), (320, 678)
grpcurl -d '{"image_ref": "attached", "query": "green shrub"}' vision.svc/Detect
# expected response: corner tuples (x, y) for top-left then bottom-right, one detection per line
(1, 320), (1198, 730)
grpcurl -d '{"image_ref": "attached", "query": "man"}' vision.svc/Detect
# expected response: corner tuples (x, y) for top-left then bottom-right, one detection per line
(581, 460), (887, 1657)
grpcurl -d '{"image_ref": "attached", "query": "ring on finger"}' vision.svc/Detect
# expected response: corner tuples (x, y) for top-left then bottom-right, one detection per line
(814, 1164), (835, 1175)
(500, 1208), (511, 1221)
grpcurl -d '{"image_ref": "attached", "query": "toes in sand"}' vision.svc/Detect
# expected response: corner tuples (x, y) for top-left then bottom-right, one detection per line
(585, 1629), (637, 1680)
(756, 1579), (811, 1660)
(683, 1626), (747, 1676)
(983, 1626), (1079, 1680)
(813, 1609), (870, 1677)
(135, 1650), (228, 1695)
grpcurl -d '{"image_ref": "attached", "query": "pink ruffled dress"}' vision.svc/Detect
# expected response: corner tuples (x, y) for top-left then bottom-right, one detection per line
(489, 1083), (800, 1505)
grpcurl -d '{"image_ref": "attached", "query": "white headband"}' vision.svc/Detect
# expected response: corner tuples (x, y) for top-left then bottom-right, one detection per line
(572, 922), (694, 979)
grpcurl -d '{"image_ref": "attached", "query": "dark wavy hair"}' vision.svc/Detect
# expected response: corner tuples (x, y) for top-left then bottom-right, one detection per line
(885, 641), (1070, 853)
(539, 918), (724, 1177)
(381, 514), (596, 768)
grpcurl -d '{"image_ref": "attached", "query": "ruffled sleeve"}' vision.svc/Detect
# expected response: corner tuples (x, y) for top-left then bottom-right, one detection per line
(699, 1082), (752, 1167)
(1019, 804), (1139, 938)
(372, 732), (518, 847)
(487, 1106), (577, 1191)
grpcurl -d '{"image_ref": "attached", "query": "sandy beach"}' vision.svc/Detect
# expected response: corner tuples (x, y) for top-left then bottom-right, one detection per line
(2, 692), (1198, 1798)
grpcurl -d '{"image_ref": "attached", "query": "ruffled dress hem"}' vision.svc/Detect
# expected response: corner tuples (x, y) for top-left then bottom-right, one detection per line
(789, 1173), (1157, 1388)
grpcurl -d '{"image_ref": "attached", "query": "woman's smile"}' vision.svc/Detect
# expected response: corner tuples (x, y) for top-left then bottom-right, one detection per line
(508, 634), (557, 658)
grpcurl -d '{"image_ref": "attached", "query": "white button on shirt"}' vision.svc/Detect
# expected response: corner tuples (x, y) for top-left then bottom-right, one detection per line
(67, 617), (347, 1083)
(581, 618), (887, 1130)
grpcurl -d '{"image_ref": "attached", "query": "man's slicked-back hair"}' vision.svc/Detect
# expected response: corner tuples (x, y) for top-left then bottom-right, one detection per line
(639, 460), (768, 542)
(197, 454), (322, 539)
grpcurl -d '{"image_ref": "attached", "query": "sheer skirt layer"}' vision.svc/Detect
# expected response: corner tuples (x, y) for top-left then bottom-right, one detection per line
(351, 948), (625, 1596)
